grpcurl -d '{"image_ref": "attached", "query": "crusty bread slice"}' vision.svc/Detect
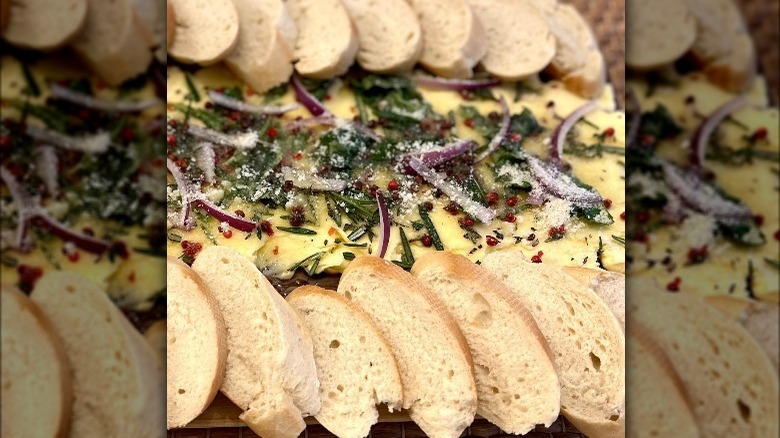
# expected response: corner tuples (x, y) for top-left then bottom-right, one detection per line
(144, 319), (166, 372)
(706, 296), (779, 374)
(465, 0), (555, 80)
(563, 267), (625, 332)
(629, 279), (779, 437)
(71, 0), (154, 85)
(131, 0), (159, 47)
(625, 0), (696, 70)
(167, 257), (228, 429)
(337, 257), (477, 438)
(166, 0), (174, 50)
(481, 250), (625, 438)
(1, 0), (87, 51)
(407, 0), (488, 78)
(30, 272), (165, 437)
(627, 319), (699, 438)
(544, 3), (606, 98)
(190, 246), (320, 436)
(287, 286), (404, 438)
(224, 0), (296, 93)
(340, 0), (423, 73)
(287, 0), (358, 79)
(687, 0), (756, 92)
(1, 287), (72, 438)
(167, 0), (238, 65)
(411, 252), (560, 435)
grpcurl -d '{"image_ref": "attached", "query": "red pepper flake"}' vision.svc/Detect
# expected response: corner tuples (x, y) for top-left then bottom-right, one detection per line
(423, 201), (434, 211)
(421, 235), (433, 247)
(323, 94), (332, 101)
(548, 224), (565, 239)
(464, 118), (474, 128)
(82, 227), (95, 236)
(229, 111), (241, 121)
(111, 241), (130, 259)
(459, 216), (475, 228)
(273, 246), (279, 255)
(290, 206), (305, 227)
(486, 192), (499, 206)
(637, 211), (650, 223)
(260, 220), (274, 237)
(510, 133), (522, 142)
(444, 202), (460, 215)
(294, 152), (303, 160)
(603, 127), (615, 137)
(666, 277), (681, 292)
(167, 134), (177, 147)
(754, 214), (764, 227)
(267, 127), (278, 139)
(754, 127), (768, 141)
(603, 198), (612, 209)
(128, 271), (136, 283)
(234, 209), (245, 217)
(504, 212), (516, 223)
(16, 264), (43, 293)
(634, 231), (649, 244)
(67, 251), (80, 263)
(620, 211), (626, 220)
(181, 240), (203, 258)
(387, 180), (399, 191)
(506, 196), (518, 207)
(486, 235), (499, 246)
(640, 134), (655, 146)
(687, 245), (708, 264)
(120, 127), (135, 142)
(168, 119), (178, 128)
(328, 227), (337, 236)
(222, 229), (233, 239)
(531, 251), (544, 263)
(246, 88), (255, 97)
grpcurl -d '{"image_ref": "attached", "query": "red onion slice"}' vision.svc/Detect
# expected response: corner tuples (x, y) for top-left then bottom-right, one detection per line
(188, 125), (259, 150)
(208, 90), (299, 115)
(375, 192), (391, 258)
(1, 166), (34, 251)
(166, 159), (195, 230)
(409, 157), (496, 224)
(194, 142), (216, 184)
(660, 161), (753, 220)
(30, 212), (110, 254)
(550, 100), (599, 162)
(50, 83), (161, 112)
(281, 167), (348, 192)
(402, 139), (475, 170)
(26, 124), (111, 153)
(34, 146), (58, 196)
(526, 155), (603, 205)
(291, 74), (332, 117)
(474, 96), (510, 162)
(689, 95), (747, 167)
(191, 198), (258, 232)
(413, 75), (501, 91)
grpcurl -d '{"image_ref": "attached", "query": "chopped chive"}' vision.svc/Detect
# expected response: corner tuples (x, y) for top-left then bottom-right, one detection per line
(21, 64), (40, 97)
(612, 235), (626, 246)
(132, 247), (166, 258)
(392, 260), (413, 270)
(343, 242), (368, 248)
(399, 228), (415, 265)
(418, 205), (444, 250)
(184, 73), (201, 102)
(276, 226), (318, 235)
(343, 252), (356, 261)
(765, 258), (780, 269)
(291, 251), (325, 273)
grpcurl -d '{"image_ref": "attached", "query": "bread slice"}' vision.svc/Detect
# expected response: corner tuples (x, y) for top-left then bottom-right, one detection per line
(480, 250), (625, 438)
(407, 0), (488, 78)
(131, 0), (159, 47)
(687, 0), (756, 91)
(1, 0), (87, 51)
(167, 257), (228, 429)
(224, 0), (296, 93)
(706, 296), (779, 373)
(287, 0), (358, 79)
(336, 256), (477, 438)
(465, 0), (555, 80)
(1, 0), (9, 32)
(411, 252), (560, 435)
(166, 0), (175, 50)
(71, 0), (154, 85)
(544, 3), (606, 97)
(628, 279), (779, 437)
(287, 286), (404, 438)
(340, 0), (423, 73)
(625, 0), (696, 70)
(167, 0), (239, 65)
(562, 267), (625, 332)
(627, 319), (699, 438)
(1, 287), (72, 438)
(190, 246), (320, 437)
(144, 319), (166, 371)
(30, 272), (165, 437)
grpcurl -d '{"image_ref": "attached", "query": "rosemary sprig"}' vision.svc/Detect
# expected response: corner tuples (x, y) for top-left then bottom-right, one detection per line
(418, 205), (444, 250)
(399, 228), (415, 266)
(291, 251), (326, 275)
(276, 226), (318, 235)
(612, 235), (626, 246)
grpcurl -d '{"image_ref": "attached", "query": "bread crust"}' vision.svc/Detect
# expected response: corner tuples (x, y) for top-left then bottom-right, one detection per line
(166, 0), (175, 50)
(1, 287), (73, 438)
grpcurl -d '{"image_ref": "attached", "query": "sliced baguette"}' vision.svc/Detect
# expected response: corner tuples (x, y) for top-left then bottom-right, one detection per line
(167, 0), (238, 65)
(167, 257), (228, 429)
(628, 280), (779, 437)
(71, 0), (154, 85)
(287, 286), (404, 438)
(287, 0), (358, 79)
(30, 272), (165, 437)
(625, 0), (696, 70)
(224, 0), (296, 93)
(411, 252), (560, 435)
(1, 287), (72, 438)
(544, 4), (606, 97)
(336, 256), (477, 438)
(480, 250), (625, 438)
(166, 0), (174, 50)
(562, 267), (625, 332)
(706, 296), (779, 373)
(190, 246), (320, 437)
(407, 0), (488, 78)
(1, 0), (87, 51)
(144, 319), (166, 371)
(465, 0), (555, 80)
(627, 319), (699, 438)
(340, 0), (423, 73)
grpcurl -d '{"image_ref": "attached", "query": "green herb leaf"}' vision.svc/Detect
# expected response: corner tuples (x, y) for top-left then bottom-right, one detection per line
(612, 235), (626, 246)
(418, 205), (444, 250)
(276, 226), (318, 235)
(343, 252), (356, 261)
(184, 73), (201, 102)
(399, 227), (415, 266)
(765, 258), (780, 269)
(21, 64), (40, 97)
